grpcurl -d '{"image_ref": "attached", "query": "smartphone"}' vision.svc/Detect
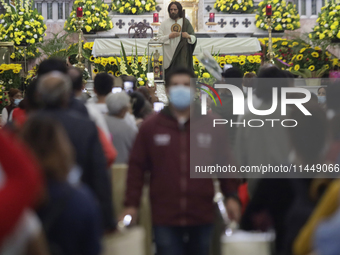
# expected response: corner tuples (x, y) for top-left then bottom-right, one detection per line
(112, 87), (122, 93)
(124, 81), (134, 93)
(153, 102), (164, 112)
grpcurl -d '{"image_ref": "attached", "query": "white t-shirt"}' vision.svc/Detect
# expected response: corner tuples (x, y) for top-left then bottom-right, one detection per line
(85, 103), (111, 139)
(1, 108), (8, 126)
(87, 97), (138, 132)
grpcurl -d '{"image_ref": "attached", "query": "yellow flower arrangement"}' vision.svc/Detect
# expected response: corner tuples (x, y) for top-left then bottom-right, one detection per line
(0, 64), (22, 90)
(290, 47), (334, 78)
(0, 0), (46, 60)
(65, 0), (113, 33)
(256, 0), (300, 31)
(310, 4), (340, 41)
(214, 0), (254, 14)
(112, 0), (157, 14)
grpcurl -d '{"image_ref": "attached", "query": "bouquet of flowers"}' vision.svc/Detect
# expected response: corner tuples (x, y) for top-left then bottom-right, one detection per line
(290, 46), (333, 77)
(111, 0), (156, 14)
(309, 3), (340, 41)
(64, 0), (113, 33)
(214, 0), (254, 14)
(0, 0), (46, 60)
(0, 64), (22, 90)
(255, 0), (300, 31)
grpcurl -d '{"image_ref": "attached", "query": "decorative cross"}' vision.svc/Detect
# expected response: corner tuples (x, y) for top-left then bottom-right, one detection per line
(242, 18), (251, 28)
(156, 5), (161, 12)
(230, 18), (239, 28)
(143, 19), (150, 26)
(128, 19), (136, 26)
(218, 19), (226, 28)
(116, 19), (125, 29)
(205, 5), (212, 12)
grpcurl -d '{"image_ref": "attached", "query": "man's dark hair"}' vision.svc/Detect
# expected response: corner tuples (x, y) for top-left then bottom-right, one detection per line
(68, 67), (83, 91)
(165, 67), (195, 87)
(94, 73), (114, 96)
(25, 79), (43, 112)
(168, 1), (183, 18)
(130, 91), (146, 118)
(256, 66), (288, 101)
(221, 67), (243, 89)
(37, 58), (68, 76)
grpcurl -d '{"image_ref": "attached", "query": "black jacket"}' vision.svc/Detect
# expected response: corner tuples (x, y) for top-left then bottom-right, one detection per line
(36, 109), (115, 231)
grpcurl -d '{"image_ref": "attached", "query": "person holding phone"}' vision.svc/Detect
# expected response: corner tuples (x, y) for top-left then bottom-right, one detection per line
(121, 68), (240, 255)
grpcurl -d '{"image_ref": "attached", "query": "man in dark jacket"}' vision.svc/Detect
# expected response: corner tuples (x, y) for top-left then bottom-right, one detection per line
(36, 71), (115, 232)
(122, 68), (240, 255)
(67, 67), (89, 117)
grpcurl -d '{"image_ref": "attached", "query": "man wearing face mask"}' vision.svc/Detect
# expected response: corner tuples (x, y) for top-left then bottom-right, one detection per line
(121, 68), (240, 255)
(158, 1), (196, 79)
(1, 88), (23, 126)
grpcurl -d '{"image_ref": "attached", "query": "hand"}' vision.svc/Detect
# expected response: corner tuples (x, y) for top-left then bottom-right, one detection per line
(119, 207), (138, 225)
(169, 32), (181, 39)
(182, 32), (191, 39)
(225, 197), (242, 223)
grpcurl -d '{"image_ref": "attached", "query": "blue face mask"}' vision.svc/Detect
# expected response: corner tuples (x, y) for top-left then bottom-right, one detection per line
(318, 96), (326, 104)
(168, 85), (193, 110)
(14, 98), (22, 106)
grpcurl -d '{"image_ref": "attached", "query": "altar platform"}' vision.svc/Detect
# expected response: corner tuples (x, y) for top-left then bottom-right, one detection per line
(91, 37), (262, 57)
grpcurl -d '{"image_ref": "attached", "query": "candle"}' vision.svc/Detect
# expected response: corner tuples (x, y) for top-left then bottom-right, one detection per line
(153, 13), (159, 23)
(266, 4), (272, 16)
(76, 7), (83, 17)
(209, 13), (215, 22)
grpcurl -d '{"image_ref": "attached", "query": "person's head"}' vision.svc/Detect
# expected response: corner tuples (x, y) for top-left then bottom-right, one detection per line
(68, 67), (83, 93)
(94, 73), (114, 97)
(106, 91), (130, 118)
(221, 67), (243, 91)
(25, 79), (43, 113)
(8, 88), (22, 106)
(288, 102), (328, 165)
(317, 87), (327, 105)
(37, 58), (68, 76)
(165, 68), (195, 111)
(21, 116), (74, 181)
(37, 71), (72, 109)
(168, 1), (183, 20)
(137, 86), (152, 104)
(256, 65), (288, 102)
(243, 72), (257, 87)
(130, 91), (146, 118)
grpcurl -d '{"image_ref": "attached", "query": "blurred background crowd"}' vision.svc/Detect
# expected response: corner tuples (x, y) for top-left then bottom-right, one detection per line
(0, 59), (340, 255)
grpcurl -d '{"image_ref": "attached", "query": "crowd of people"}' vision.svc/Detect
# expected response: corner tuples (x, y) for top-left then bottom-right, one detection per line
(0, 58), (340, 255)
